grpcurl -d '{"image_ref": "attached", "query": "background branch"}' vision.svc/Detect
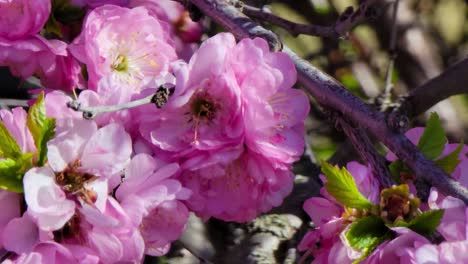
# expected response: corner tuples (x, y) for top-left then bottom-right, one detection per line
(242, 0), (381, 38)
(392, 57), (468, 119)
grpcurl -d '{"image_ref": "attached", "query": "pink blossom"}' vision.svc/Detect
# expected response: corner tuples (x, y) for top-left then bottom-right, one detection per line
(298, 162), (381, 262)
(298, 198), (353, 263)
(414, 240), (468, 264)
(228, 37), (309, 167)
(0, 190), (21, 249)
(3, 242), (100, 264)
(0, 36), (80, 90)
(2, 213), (42, 254)
(23, 167), (76, 232)
(47, 121), (132, 180)
(179, 150), (294, 222)
(129, 0), (201, 60)
(138, 33), (243, 157)
(69, 5), (177, 91)
(427, 188), (467, 242)
(130, 0), (202, 43)
(116, 154), (191, 255)
(0, 0), (50, 40)
(364, 227), (429, 264)
(23, 120), (132, 233)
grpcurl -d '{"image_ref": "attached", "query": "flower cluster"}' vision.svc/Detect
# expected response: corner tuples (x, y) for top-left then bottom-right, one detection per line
(299, 125), (468, 263)
(0, 1), (309, 262)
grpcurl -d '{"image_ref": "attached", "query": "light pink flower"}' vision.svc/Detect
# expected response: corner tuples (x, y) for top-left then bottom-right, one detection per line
(414, 240), (468, 264)
(69, 5), (177, 91)
(0, 190), (21, 249)
(3, 242), (100, 264)
(427, 188), (467, 242)
(0, 36), (80, 90)
(2, 213), (43, 254)
(130, 0), (202, 43)
(129, 0), (201, 60)
(0, 0), (50, 40)
(364, 227), (429, 264)
(117, 154), (191, 255)
(23, 166), (76, 232)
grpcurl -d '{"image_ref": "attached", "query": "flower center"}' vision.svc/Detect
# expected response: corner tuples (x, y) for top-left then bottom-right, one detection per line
(111, 54), (129, 72)
(191, 97), (216, 121)
(187, 91), (219, 142)
(55, 160), (97, 204)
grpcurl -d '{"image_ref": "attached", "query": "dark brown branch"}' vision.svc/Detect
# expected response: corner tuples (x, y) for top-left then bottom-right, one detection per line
(181, 0), (468, 203)
(242, 0), (380, 38)
(391, 57), (468, 119)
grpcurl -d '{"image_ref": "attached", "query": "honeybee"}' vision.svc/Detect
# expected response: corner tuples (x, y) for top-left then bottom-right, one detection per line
(152, 83), (175, 108)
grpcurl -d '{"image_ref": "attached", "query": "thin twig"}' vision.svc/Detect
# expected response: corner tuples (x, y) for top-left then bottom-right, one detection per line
(67, 94), (154, 119)
(382, 0), (400, 104)
(390, 56), (468, 119)
(182, 0), (468, 203)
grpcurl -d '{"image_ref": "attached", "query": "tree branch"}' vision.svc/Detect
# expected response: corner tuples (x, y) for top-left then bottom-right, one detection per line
(184, 0), (468, 203)
(391, 57), (468, 119)
(334, 114), (395, 188)
(242, 0), (381, 38)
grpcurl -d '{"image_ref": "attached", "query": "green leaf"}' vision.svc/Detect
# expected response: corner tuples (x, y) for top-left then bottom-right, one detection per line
(0, 121), (22, 159)
(435, 140), (464, 174)
(27, 92), (56, 166)
(417, 113), (446, 160)
(321, 161), (374, 210)
(345, 216), (393, 263)
(0, 153), (33, 193)
(407, 209), (444, 235)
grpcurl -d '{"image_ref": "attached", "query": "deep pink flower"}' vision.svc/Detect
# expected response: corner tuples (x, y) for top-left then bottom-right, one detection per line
(69, 5), (177, 91)
(71, 0), (129, 8)
(0, 36), (80, 90)
(138, 33), (243, 158)
(0, 0), (50, 40)
(228, 37), (309, 168)
(179, 150), (294, 222)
